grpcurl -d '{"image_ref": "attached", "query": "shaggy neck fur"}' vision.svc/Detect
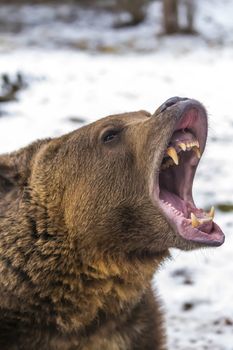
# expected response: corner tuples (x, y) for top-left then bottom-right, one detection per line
(0, 192), (167, 339)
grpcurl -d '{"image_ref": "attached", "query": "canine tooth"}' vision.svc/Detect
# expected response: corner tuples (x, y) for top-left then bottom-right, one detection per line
(162, 157), (176, 170)
(191, 213), (200, 228)
(166, 147), (179, 165)
(191, 212), (214, 227)
(208, 206), (215, 219)
(179, 142), (186, 151)
(193, 146), (201, 159)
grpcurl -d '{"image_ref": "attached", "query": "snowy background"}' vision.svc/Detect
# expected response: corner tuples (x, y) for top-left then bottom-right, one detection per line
(0, 0), (233, 349)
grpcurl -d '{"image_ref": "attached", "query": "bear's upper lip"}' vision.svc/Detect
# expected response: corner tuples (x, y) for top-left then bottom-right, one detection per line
(153, 99), (225, 247)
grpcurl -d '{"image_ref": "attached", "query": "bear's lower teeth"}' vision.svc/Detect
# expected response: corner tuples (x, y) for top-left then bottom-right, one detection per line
(190, 207), (215, 228)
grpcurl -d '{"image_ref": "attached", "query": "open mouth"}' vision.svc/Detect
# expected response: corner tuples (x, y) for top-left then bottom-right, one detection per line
(155, 100), (224, 247)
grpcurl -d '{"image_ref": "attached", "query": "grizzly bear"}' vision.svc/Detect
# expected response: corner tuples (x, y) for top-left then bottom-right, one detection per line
(0, 97), (224, 349)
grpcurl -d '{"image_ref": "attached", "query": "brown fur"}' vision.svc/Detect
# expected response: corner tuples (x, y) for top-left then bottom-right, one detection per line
(0, 106), (195, 349)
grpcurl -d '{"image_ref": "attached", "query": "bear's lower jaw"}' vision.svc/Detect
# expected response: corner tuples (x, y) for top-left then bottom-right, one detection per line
(158, 191), (224, 247)
(153, 99), (225, 247)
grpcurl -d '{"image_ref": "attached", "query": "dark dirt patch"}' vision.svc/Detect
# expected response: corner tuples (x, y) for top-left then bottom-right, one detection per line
(216, 203), (233, 212)
(182, 302), (194, 311)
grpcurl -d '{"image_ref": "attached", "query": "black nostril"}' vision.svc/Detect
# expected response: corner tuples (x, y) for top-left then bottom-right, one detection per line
(159, 96), (189, 113)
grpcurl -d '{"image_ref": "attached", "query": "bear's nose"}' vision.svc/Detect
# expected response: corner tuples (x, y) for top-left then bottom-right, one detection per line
(157, 96), (189, 113)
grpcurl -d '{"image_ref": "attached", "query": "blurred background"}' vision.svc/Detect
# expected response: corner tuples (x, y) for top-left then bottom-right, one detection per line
(0, 0), (233, 349)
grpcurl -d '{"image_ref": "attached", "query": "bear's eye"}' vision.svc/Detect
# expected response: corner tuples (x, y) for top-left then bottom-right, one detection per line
(101, 129), (121, 144)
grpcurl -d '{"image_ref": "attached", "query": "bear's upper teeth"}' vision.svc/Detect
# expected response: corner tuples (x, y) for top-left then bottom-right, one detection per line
(178, 142), (186, 151)
(193, 146), (201, 159)
(162, 138), (201, 171)
(166, 147), (179, 165)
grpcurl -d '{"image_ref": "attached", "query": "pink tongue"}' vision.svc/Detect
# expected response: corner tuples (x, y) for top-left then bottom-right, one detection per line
(196, 221), (213, 234)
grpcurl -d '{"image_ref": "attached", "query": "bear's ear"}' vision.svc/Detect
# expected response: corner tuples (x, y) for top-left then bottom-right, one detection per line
(0, 139), (50, 195)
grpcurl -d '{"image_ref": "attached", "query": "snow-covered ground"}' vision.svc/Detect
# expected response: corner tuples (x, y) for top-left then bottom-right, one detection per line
(1, 0), (233, 53)
(0, 1), (233, 349)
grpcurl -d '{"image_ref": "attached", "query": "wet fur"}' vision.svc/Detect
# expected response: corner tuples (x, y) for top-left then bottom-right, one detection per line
(0, 108), (187, 349)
